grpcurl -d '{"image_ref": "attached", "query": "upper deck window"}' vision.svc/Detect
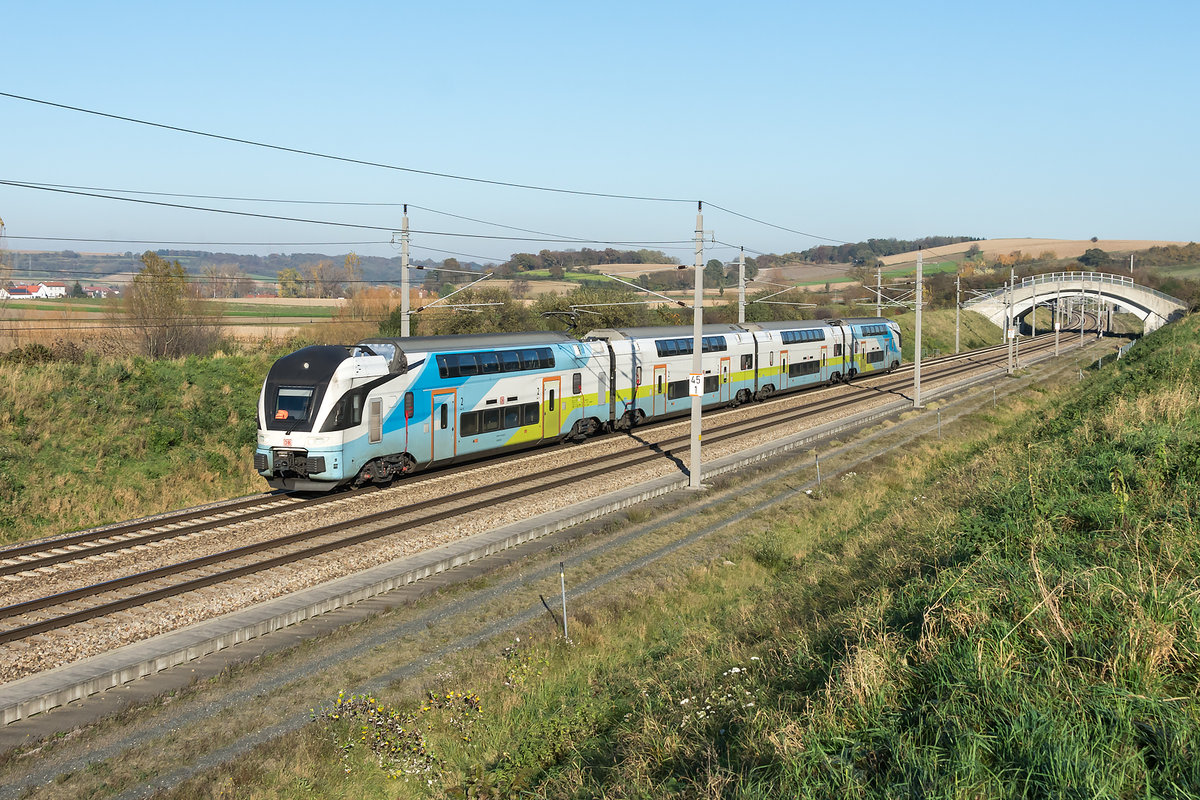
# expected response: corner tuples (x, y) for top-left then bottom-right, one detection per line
(438, 347), (555, 379)
(654, 336), (728, 357)
(781, 329), (826, 344)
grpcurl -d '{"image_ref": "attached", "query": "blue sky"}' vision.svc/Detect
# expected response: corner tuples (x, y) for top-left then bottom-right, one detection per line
(2, 0), (1196, 265)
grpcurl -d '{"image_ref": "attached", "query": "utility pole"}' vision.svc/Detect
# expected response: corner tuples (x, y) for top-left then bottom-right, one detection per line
(1055, 286), (1061, 357)
(1031, 277), (1037, 338)
(1014, 271), (1022, 368)
(1006, 275), (1014, 375)
(875, 266), (882, 317)
(914, 253), (923, 408)
(688, 202), (704, 490)
(954, 272), (961, 355)
(737, 247), (746, 325)
(1080, 294), (1085, 349)
(400, 206), (411, 337)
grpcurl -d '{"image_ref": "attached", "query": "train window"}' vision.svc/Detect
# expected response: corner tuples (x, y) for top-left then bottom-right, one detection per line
(635, 366), (642, 385)
(523, 402), (540, 425)
(478, 352), (500, 374)
(664, 340), (678, 356)
(504, 406), (521, 428)
(404, 391), (414, 419)
(706, 336), (728, 352)
(741, 354), (753, 370)
(789, 361), (821, 377)
(275, 387), (314, 422)
(867, 350), (885, 364)
(572, 372), (582, 394)
(548, 389), (556, 412)
(668, 380), (688, 400)
(441, 348), (556, 377)
(371, 398), (383, 442)
(834, 343), (843, 357)
(769, 352), (775, 367)
(460, 411), (479, 436)
(704, 375), (719, 393)
(657, 375), (664, 394)
(439, 403), (448, 430)
(483, 408), (500, 431)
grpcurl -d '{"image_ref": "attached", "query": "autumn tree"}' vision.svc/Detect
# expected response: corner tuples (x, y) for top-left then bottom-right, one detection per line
(303, 260), (347, 298)
(343, 252), (361, 298)
(120, 251), (217, 357)
(277, 268), (304, 298)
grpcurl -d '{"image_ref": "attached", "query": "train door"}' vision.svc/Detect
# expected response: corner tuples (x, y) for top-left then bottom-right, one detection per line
(780, 349), (789, 390)
(819, 345), (829, 382)
(431, 389), (456, 461)
(653, 365), (666, 416)
(542, 377), (561, 440)
(720, 357), (730, 403)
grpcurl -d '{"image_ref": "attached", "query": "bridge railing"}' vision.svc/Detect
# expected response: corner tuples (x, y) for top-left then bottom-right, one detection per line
(963, 271), (1171, 307)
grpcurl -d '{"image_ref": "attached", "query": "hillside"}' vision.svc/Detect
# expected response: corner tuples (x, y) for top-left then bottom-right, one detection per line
(879, 238), (1188, 267)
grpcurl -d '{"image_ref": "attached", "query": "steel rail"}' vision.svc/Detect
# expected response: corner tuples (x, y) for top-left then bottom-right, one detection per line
(0, 334), (1073, 645)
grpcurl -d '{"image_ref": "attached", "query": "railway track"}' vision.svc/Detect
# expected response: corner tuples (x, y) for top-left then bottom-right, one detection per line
(0, 333), (1079, 667)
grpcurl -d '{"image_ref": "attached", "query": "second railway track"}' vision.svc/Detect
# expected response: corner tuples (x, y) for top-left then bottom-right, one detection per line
(0, 333), (1090, 682)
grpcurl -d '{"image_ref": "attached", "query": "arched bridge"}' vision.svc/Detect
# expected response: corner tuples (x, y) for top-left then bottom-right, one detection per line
(963, 271), (1188, 334)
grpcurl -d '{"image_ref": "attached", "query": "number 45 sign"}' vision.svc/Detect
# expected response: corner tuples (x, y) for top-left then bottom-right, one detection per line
(688, 373), (704, 397)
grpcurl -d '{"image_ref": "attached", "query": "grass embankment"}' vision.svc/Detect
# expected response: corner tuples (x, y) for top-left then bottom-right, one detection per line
(895, 308), (1001, 361)
(217, 317), (1199, 798)
(0, 348), (275, 544)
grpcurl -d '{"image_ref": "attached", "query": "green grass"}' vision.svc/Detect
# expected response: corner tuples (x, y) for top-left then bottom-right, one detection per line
(882, 260), (960, 279)
(517, 269), (602, 281)
(892, 307), (1002, 360)
(211, 302), (338, 318)
(0, 346), (279, 543)
(1154, 262), (1200, 281)
(210, 315), (1200, 798)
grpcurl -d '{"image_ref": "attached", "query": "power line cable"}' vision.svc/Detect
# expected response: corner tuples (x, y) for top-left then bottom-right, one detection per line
(0, 180), (695, 248)
(2, 95), (859, 249)
(6, 180), (607, 243)
(7, 235), (391, 247)
(0, 92), (696, 203)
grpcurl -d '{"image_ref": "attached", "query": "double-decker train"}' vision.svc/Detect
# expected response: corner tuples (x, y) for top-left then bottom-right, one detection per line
(255, 318), (902, 491)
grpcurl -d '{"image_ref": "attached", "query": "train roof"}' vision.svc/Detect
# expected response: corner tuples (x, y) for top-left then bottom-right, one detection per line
(583, 323), (745, 341)
(840, 317), (897, 326)
(739, 320), (837, 332)
(357, 332), (579, 354)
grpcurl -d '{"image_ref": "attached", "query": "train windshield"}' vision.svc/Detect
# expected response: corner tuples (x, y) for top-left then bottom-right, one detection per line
(274, 387), (315, 422)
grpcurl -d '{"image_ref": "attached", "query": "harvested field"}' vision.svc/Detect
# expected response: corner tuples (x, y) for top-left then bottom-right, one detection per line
(879, 238), (1187, 266)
